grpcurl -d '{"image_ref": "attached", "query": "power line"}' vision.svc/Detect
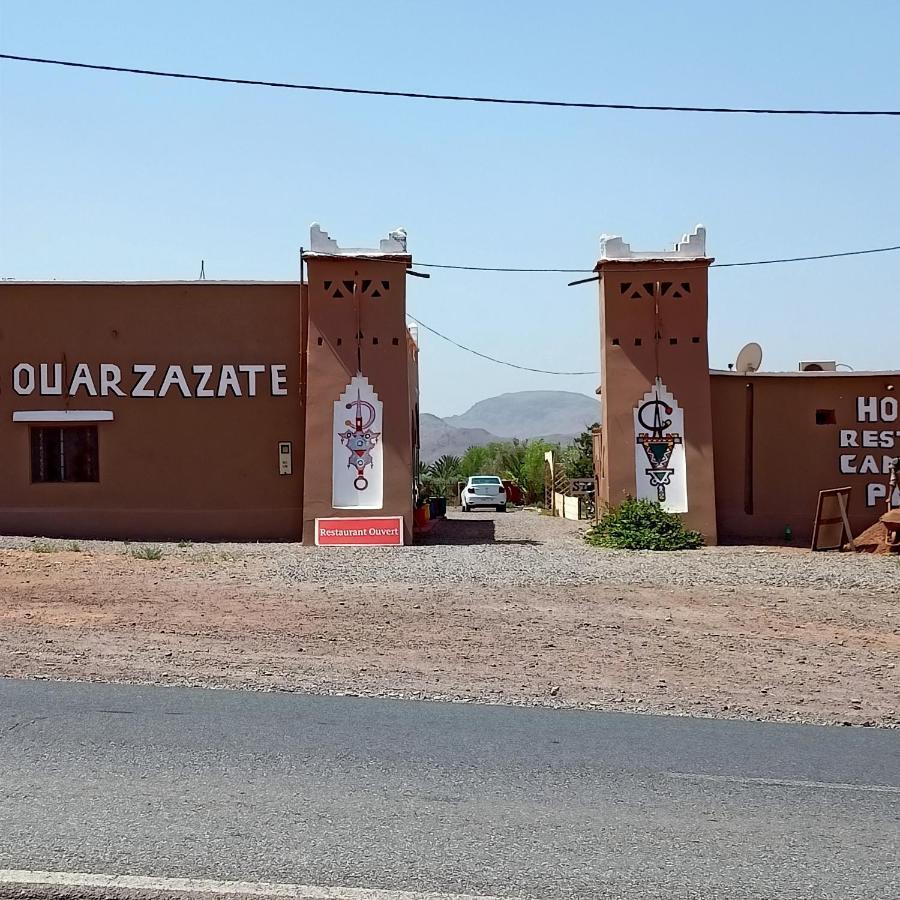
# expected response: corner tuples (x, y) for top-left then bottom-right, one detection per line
(3, 53), (900, 117)
(421, 262), (591, 273)
(711, 244), (900, 267)
(409, 242), (900, 373)
(417, 244), (900, 274)
(407, 314), (596, 376)
(301, 244), (900, 275)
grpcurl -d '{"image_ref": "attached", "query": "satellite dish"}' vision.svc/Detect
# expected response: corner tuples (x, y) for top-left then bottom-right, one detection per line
(735, 342), (763, 375)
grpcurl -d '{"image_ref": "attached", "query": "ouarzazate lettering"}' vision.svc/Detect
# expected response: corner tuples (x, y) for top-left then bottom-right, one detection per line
(11, 363), (289, 399)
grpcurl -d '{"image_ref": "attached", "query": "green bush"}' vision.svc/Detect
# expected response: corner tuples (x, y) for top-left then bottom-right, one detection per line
(31, 539), (58, 553)
(132, 546), (164, 561)
(586, 497), (703, 551)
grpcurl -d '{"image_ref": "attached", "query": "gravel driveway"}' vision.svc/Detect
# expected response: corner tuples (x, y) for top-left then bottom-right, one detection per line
(277, 508), (900, 591)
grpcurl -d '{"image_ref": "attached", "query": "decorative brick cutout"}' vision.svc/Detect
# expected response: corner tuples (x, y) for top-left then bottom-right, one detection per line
(361, 279), (390, 299)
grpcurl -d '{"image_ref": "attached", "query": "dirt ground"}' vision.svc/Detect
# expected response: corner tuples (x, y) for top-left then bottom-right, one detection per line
(0, 512), (897, 727)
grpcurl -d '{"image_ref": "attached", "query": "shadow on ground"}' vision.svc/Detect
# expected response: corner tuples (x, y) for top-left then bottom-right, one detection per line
(417, 515), (541, 546)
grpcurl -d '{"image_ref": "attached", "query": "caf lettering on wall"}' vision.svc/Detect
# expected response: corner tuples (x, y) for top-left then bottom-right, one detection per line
(633, 378), (688, 513)
(332, 375), (384, 510)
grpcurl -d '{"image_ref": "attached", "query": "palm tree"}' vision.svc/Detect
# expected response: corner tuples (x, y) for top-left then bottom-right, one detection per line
(427, 454), (462, 501)
(497, 439), (528, 487)
(428, 454), (462, 481)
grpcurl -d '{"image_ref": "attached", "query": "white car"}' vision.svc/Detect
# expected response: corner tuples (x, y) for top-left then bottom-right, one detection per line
(461, 475), (507, 512)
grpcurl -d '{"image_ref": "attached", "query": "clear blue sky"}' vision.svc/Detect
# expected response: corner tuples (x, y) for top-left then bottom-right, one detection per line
(1, 1), (898, 417)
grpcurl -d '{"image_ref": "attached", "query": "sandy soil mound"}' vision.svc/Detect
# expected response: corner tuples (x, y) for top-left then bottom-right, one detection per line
(848, 510), (900, 554)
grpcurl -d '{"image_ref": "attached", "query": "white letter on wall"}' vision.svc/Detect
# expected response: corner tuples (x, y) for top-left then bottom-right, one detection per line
(192, 365), (214, 397)
(13, 364), (35, 395)
(839, 454), (857, 474)
(159, 365), (191, 398)
(880, 397), (898, 422)
(99, 364), (125, 397)
(239, 364), (266, 397)
(132, 364), (157, 397)
(859, 455), (880, 475)
(40, 363), (63, 395)
(270, 365), (288, 396)
(857, 396), (878, 423)
(68, 363), (98, 397)
(217, 365), (242, 397)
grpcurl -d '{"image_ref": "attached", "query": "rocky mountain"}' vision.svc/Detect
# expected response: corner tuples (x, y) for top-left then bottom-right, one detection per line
(419, 414), (500, 463)
(421, 391), (600, 463)
(443, 391), (600, 440)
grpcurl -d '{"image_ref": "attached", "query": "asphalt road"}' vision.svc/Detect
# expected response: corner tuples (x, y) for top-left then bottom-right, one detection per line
(0, 679), (897, 900)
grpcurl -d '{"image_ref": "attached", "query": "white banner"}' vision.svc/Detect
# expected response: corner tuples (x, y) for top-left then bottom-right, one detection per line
(332, 375), (384, 510)
(633, 378), (688, 512)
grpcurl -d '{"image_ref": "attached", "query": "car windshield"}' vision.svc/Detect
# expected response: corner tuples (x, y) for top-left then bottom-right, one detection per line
(471, 476), (502, 484)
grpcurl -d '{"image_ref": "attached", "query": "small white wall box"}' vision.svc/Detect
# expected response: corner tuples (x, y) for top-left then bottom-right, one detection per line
(799, 361), (837, 372)
(278, 441), (292, 475)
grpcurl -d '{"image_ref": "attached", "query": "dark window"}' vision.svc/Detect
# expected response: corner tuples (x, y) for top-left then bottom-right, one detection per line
(31, 426), (99, 483)
(815, 409), (836, 425)
(634, 338), (642, 346)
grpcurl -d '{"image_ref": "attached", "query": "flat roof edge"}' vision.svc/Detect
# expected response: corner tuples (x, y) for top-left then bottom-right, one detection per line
(0, 280), (301, 286)
(710, 368), (899, 378)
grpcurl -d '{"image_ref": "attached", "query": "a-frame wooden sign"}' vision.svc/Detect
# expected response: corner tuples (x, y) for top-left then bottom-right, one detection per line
(811, 486), (856, 551)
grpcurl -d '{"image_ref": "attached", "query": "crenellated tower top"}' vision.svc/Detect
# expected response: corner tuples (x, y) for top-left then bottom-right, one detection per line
(599, 225), (708, 262)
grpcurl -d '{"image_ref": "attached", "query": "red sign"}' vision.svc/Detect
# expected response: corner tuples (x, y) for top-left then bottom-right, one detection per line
(315, 516), (404, 546)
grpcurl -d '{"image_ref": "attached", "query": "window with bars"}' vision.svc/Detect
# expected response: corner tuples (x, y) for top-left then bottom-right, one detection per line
(30, 426), (99, 483)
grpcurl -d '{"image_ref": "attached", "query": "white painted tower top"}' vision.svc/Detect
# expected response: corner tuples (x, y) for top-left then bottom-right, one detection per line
(308, 223), (409, 256)
(599, 225), (708, 261)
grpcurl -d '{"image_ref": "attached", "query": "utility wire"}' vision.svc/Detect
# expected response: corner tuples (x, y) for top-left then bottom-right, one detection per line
(297, 244), (900, 274)
(409, 242), (900, 373)
(407, 314), (596, 376)
(416, 244), (900, 274)
(3, 53), (900, 117)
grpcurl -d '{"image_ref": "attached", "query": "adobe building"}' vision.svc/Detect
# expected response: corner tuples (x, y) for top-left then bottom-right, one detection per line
(0, 225), (420, 545)
(594, 226), (900, 544)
